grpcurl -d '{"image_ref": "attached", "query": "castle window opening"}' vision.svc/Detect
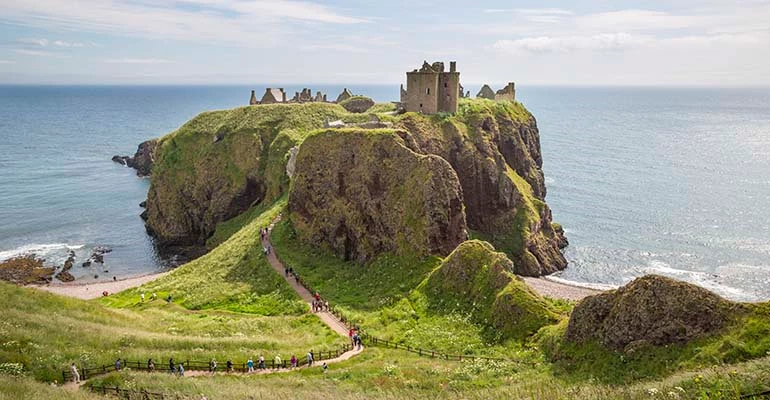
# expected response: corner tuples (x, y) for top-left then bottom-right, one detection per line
(444, 82), (447, 88)
(425, 88), (430, 95)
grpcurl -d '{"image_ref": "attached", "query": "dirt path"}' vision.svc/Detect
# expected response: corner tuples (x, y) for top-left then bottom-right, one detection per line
(32, 272), (170, 300)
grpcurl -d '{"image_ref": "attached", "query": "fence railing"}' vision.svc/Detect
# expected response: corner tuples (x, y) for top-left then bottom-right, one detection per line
(62, 344), (353, 383)
(363, 336), (506, 362)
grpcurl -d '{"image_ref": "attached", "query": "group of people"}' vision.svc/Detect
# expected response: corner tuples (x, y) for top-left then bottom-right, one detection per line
(348, 329), (363, 350)
(139, 292), (159, 302)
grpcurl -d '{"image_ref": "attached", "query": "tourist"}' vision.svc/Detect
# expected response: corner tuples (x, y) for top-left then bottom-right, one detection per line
(115, 358), (121, 371)
(151, 292), (157, 301)
(226, 359), (233, 373)
(140, 292), (145, 302)
(311, 300), (316, 312)
(290, 354), (297, 368)
(284, 266), (288, 277)
(307, 350), (314, 366)
(349, 329), (355, 346)
(169, 358), (175, 374)
(247, 357), (254, 373)
(177, 363), (185, 377)
(258, 354), (265, 369)
(70, 363), (79, 383)
(275, 354), (282, 368)
(322, 362), (328, 373)
(113, 276), (117, 281)
(166, 294), (172, 304)
(147, 358), (155, 372)
(209, 358), (217, 374)
(324, 300), (330, 311)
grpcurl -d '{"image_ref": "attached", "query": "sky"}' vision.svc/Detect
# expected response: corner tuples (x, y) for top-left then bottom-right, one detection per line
(0, 0), (769, 86)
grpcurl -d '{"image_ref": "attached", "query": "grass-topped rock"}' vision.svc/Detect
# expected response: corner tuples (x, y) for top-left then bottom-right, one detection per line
(565, 275), (746, 351)
(339, 96), (375, 113)
(289, 129), (466, 262)
(421, 240), (560, 342)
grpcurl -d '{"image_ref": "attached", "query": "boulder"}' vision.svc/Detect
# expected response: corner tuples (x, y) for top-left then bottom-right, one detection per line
(112, 139), (157, 177)
(565, 275), (745, 351)
(289, 129), (467, 263)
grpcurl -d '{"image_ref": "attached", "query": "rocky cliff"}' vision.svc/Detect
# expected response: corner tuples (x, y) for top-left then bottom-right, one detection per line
(288, 129), (466, 262)
(142, 103), (356, 255)
(141, 99), (566, 274)
(565, 275), (745, 351)
(421, 240), (559, 341)
(394, 99), (567, 275)
(112, 139), (157, 177)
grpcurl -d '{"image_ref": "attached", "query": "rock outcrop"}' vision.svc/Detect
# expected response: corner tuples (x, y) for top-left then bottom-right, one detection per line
(0, 256), (54, 285)
(395, 99), (566, 276)
(112, 139), (158, 177)
(565, 275), (745, 351)
(421, 240), (559, 341)
(339, 96), (375, 113)
(289, 129), (467, 262)
(143, 103), (352, 254)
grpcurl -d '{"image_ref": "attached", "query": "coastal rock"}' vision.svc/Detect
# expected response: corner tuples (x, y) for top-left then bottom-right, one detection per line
(395, 100), (565, 276)
(289, 129), (467, 262)
(112, 139), (157, 177)
(144, 103), (352, 251)
(422, 240), (559, 341)
(565, 275), (744, 351)
(139, 201), (147, 208)
(339, 96), (375, 113)
(55, 270), (75, 282)
(0, 256), (55, 285)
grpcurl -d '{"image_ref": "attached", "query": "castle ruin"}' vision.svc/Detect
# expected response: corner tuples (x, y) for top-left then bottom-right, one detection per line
(402, 61), (460, 114)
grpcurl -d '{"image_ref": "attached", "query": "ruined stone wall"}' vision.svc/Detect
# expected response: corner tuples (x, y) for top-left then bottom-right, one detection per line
(438, 72), (460, 113)
(406, 72), (439, 114)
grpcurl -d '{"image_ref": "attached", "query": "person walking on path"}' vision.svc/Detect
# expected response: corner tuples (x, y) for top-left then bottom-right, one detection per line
(166, 294), (172, 304)
(177, 363), (185, 377)
(209, 359), (217, 374)
(247, 358), (254, 373)
(151, 292), (157, 301)
(259, 355), (265, 369)
(140, 292), (145, 302)
(274, 354), (282, 368)
(169, 358), (175, 374)
(115, 358), (121, 371)
(147, 359), (155, 372)
(307, 350), (314, 366)
(226, 359), (233, 373)
(70, 363), (79, 384)
(290, 355), (297, 368)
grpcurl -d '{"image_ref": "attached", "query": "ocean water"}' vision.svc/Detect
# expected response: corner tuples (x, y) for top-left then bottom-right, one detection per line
(1, 85), (769, 301)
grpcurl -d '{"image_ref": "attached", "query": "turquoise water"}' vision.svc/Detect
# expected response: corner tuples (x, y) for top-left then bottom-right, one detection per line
(1, 85), (769, 301)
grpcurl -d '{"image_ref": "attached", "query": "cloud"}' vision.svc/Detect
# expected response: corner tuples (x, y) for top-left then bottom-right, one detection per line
(104, 58), (175, 64)
(13, 49), (70, 57)
(0, 60), (15, 64)
(493, 33), (649, 53)
(0, 0), (367, 48)
(53, 40), (84, 47)
(17, 38), (48, 46)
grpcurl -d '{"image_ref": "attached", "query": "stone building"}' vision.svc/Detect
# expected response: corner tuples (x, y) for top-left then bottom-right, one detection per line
(261, 88), (287, 104)
(336, 88), (353, 103)
(249, 90), (258, 105)
(403, 61), (460, 114)
(495, 82), (516, 102)
(476, 84), (495, 100)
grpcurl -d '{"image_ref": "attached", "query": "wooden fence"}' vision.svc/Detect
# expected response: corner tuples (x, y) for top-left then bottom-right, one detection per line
(62, 344), (352, 383)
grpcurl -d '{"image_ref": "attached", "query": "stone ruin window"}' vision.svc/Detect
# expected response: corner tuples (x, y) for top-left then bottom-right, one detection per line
(425, 88), (430, 95)
(444, 82), (448, 88)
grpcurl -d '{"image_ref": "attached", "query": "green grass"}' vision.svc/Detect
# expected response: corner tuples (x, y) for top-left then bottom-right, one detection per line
(0, 282), (342, 383)
(104, 197), (305, 315)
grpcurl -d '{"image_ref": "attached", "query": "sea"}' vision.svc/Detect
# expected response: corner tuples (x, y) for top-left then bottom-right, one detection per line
(0, 85), (769, 301)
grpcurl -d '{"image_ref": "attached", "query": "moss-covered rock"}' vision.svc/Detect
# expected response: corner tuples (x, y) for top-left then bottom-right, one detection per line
(289, 129), (466, 262)
(394, 98), (566, 276)
(565, 275), (746, 351)
(339, 96), (375, 113)
(144, 103), (351, 254)
(0, 256), (54, 285)
(421, 240), (560, 341)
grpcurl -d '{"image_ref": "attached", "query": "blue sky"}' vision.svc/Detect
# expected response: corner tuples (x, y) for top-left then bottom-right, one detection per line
(1, 0), (769, 85)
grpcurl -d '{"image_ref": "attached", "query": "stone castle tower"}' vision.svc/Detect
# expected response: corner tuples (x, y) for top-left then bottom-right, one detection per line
(403, 61), (460, 114)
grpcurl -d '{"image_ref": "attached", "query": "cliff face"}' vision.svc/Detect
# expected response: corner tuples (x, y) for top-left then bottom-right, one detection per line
(112, 139), (157, 177)
(288, 129), (467, 262)
(395, 99), (566, 276)
(143, 103), (354, 253)
(421, 240), (559, 341)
